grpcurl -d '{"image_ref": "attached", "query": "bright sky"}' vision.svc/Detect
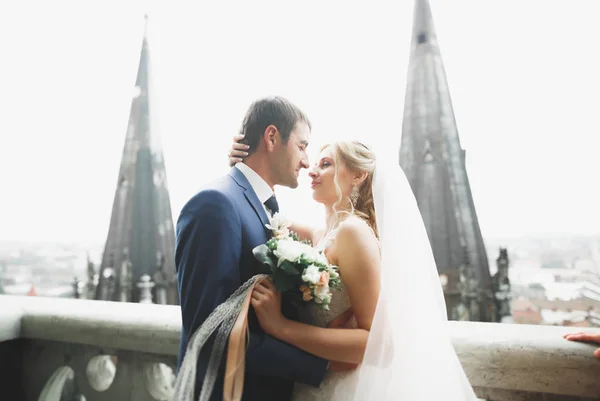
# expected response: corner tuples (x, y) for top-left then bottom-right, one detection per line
(0, 0), (598, 245)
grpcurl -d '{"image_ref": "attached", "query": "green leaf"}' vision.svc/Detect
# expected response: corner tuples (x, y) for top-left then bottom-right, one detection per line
(298, 255), (310, 265)
(253, 244), (275, 270)
(272, 271), (298, 293)
(283, 292), (303, 308)
(278, 260), (301, 275)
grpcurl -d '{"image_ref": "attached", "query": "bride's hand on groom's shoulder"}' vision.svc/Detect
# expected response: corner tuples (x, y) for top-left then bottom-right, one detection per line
(228, 134), (249, 166)
(251, 278), (286, 337)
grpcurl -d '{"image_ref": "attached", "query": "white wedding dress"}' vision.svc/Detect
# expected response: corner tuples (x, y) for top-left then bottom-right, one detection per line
(291, 228), (361, 401)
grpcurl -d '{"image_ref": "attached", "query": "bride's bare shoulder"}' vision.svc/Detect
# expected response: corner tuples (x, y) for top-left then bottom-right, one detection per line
(330, 216), (380, 282)
(335, 216), (378, 251)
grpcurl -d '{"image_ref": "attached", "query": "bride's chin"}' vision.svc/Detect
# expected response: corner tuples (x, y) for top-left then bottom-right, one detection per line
(311, 192), (325, 205)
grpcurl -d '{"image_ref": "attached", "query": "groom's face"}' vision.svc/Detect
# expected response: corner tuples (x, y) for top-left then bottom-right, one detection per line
(273, 121), (311, 188)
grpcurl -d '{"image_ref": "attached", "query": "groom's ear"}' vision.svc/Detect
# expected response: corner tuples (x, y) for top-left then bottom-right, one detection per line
(263, 125), (279, 152)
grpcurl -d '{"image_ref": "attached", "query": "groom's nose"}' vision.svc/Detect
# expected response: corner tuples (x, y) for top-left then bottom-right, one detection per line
(300, 158), (309, 169)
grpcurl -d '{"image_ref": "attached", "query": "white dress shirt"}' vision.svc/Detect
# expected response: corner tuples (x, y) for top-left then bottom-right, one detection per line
(234, 162), (276, 217)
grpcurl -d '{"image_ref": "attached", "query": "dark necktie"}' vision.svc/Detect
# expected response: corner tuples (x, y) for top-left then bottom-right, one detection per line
(264, 195), (279, 216)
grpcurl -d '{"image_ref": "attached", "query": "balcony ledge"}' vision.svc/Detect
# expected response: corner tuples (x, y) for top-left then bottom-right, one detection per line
(2, 295), (600, 400)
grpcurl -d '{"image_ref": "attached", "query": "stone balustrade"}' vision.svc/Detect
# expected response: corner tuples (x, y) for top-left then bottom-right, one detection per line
(1, 294), (599, 401)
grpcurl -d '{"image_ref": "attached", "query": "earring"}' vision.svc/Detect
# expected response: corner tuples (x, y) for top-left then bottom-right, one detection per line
(350, 185), (359, 206)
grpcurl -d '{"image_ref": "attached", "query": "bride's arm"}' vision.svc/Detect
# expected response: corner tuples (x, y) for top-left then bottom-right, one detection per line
(289, 222), (321, 244)
(252, 218), (381, 364)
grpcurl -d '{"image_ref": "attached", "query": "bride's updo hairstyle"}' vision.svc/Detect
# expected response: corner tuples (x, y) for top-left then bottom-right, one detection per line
(326, 140), (378, 238)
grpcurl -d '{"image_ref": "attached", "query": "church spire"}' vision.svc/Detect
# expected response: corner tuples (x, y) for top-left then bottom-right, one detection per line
(410, 0), (437, 50)
(399, 0), (493, 322)
(143, 14), (149, 42)
(95, 15), (177, 304)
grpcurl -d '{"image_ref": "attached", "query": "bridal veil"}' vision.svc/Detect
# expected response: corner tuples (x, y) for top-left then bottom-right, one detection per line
(330, 147), (478, 400)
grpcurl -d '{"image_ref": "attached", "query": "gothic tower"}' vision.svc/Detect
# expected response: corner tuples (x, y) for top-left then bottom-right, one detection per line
(399, 0), (494, 321)
(95, 16), (177, 305)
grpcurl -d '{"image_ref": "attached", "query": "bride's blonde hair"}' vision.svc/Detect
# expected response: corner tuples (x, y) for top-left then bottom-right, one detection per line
(323, 140), (378, 238)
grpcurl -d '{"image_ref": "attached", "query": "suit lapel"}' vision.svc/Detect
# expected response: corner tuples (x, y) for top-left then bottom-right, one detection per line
(230, 167), (272, 236)
(244, 190), (271, 236)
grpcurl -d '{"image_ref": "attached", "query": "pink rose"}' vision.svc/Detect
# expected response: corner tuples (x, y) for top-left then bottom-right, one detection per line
(319, 271), (330, 286)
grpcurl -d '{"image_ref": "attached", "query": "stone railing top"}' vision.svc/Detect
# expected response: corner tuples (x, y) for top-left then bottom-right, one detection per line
(451, 321), (600, 398)
(2, 295), (600, 398)
(1, 295), (181, 355)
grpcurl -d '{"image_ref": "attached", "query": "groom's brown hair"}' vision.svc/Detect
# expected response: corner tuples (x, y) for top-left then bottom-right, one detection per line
(239, 96), (311, 155)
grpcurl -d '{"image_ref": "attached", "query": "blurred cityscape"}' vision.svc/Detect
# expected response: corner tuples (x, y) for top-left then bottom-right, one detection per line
(0, 240), (102, 298)
(2, 233), (599, 328)
(486, 235), (600, 327)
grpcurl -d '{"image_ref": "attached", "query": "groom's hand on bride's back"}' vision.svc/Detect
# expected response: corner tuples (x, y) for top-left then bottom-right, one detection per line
(228, 134), (250, 167)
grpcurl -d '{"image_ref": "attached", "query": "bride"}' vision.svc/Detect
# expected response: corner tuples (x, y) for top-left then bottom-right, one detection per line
(228, 137), (478, 400)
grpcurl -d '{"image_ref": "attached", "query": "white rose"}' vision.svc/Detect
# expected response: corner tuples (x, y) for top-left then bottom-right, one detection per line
(266, 213), (292, 232)
(316, 252), (329, 266)
(301, 246), (321, 264)
(275, 227), (290, 240)
(274, 240), (312, 265)
(302, 264), (321, 285)
(314, 284), (331, 303)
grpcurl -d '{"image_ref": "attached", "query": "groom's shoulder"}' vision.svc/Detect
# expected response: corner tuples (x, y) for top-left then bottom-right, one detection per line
(179, 173), (239, 215)
(198, 173), (238, 195)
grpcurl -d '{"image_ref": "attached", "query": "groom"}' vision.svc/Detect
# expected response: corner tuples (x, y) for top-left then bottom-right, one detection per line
(175, 96), (329, 401)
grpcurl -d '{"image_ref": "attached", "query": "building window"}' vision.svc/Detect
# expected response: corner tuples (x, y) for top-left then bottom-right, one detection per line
(417, 33), (427, 44)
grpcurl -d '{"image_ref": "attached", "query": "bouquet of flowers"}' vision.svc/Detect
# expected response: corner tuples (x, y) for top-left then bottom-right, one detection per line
(253, 213), (341, 310)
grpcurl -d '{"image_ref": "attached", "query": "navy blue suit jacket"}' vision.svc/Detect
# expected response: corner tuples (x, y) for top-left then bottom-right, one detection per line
(176, 167), (328, 401)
